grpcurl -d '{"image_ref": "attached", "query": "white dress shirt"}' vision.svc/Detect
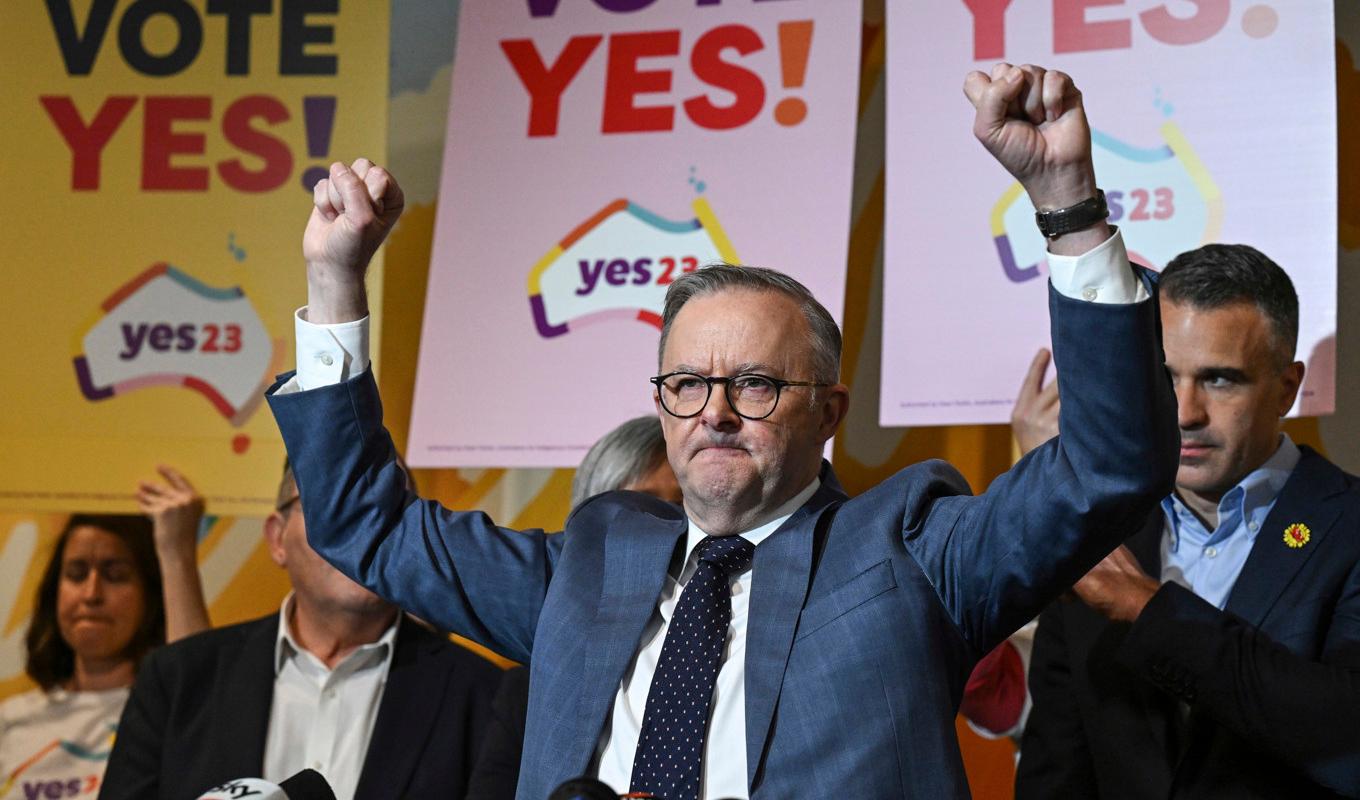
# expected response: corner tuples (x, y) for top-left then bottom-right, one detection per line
(280, 227), (1142, 797)
(262, 594), (399, 800)
(591, 479), (820, 799)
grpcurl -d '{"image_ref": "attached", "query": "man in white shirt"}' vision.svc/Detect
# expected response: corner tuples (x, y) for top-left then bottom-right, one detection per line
(266, 64), (1178, 799)
(99, 463), (503, 800)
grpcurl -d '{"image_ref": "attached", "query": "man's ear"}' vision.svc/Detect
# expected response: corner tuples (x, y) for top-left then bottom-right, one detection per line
(263, 513), (288, 568)
(818, 384), (851, 441)
(1278, 360), (1305, 416)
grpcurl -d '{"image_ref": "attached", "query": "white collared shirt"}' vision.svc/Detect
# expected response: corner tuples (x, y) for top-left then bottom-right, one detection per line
(590, 479), (820, 799)
(279, 227), (1141, 796)
(262, 595), (399, 800)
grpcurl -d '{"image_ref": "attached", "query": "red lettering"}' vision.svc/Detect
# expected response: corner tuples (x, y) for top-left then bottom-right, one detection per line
(1140, 0), (1229, 46)
(658, 256), (678, 285)
(142, 96), (211, 190)
(1054, 0), (1131, 54)
(683, 24), (765, 131)
(961, 0), (1015, 60)
(602, 30), (680, 134)
(218, 95), (292, 192)
(501, 36), (602, 137)
(39, 95), (137, 190)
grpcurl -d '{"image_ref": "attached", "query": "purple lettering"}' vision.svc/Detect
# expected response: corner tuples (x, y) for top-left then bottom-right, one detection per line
(118, 322), (149, 360)
(575, 258), (606, 295)
(605, 258), (631, 285)
(148, 323), (173, 351)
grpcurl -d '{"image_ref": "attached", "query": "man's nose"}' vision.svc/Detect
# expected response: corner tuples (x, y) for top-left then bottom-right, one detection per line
(1176, 383), (1208, 431)
(701, 382), (742, 430)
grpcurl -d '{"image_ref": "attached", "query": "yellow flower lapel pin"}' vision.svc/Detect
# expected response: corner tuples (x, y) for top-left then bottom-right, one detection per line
(1283, 523), (1311, 549)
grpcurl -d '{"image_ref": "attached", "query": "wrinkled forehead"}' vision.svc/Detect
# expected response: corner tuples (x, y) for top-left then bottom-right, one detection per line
(661, 289), (813, 374)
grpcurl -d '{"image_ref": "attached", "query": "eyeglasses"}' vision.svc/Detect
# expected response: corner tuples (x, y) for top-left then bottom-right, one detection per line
(650, 372), (828, 420)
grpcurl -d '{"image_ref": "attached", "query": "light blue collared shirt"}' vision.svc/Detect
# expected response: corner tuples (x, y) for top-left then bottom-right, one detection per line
(1160, 435), (1301, 610)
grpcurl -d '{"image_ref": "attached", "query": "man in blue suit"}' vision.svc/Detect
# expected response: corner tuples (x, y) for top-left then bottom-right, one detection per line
(268, 65), (1178, 799)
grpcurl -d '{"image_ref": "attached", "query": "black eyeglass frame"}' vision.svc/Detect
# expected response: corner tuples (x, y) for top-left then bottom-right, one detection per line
(649, 371), (829, 421)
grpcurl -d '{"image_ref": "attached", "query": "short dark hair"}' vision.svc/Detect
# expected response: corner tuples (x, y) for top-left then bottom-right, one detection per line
(25, 514), (165, 690)
(1160, 244), (1299, 365)
(658, 264), (842, 384)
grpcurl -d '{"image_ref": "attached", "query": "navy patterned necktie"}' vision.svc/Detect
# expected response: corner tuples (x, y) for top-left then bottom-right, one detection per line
(630, 534), (756, 800)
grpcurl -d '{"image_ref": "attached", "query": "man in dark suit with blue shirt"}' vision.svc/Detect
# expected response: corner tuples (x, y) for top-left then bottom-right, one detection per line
(267, 65), (1178, 799)
(1015, 245), (1360, 799)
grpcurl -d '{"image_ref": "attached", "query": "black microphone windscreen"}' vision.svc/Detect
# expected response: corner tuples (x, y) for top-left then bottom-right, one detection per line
(546, 776), (618, 800)
(278, 769), (336, 800)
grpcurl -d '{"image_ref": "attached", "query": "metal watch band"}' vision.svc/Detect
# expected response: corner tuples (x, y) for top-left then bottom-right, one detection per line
(1034, 189), (1109, 239)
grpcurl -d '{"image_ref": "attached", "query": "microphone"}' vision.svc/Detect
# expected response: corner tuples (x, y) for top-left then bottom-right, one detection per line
(196, 769), (336, 800)
(546, 777), (620, 800)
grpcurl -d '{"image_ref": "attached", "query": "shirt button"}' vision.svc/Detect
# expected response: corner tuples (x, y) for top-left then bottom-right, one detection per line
(319, 353), (334, 366)
(1081, 287), (1099, 301)
(1204, 546), (1218, 558)
(1248, 521), (1259, 532)
(312, 761), (322, 770)
(324, 688), (335, 699)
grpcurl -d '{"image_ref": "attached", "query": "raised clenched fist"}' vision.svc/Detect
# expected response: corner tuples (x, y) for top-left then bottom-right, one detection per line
(963, 63), (1095, 213)
(302, 159), (405, 323)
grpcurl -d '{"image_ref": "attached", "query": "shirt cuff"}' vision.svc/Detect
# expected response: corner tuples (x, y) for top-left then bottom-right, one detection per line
(291, 307), (370, 392)
(1047, 227), (1149, 304)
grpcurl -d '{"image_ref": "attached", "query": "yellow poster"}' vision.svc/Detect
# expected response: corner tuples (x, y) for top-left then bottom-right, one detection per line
(0, 1), (389, 515)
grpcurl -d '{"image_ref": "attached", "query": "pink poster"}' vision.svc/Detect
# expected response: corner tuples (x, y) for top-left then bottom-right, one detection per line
(881, 1), (1336, 426)
(408, 0), (861, 467)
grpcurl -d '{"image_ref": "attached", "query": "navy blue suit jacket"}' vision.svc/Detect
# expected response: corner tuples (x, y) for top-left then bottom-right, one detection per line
(1018, 447), (1360, 799)
(267, 281), (1177, 799)
(98, 614), (503, 800)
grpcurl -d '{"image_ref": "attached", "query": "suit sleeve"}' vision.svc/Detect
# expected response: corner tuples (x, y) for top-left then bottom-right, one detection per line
(1116, 579), (1360, 796)
(1014, 604), (1099, 799)
(267, 370), (565, 664)
(904, 274), (1179, 654)
(99, 651), (169, 800)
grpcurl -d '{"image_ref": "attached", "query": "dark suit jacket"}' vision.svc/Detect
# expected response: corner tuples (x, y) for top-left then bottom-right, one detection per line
(465, 665), (530, 800)
(267, 280), (1179, 799)
(1017, 447), (1360, 799)
(98, 613), (503, 800)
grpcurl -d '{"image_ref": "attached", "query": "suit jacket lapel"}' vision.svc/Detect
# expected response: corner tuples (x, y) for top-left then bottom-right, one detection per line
(1224, 448), (1346, 627)
(566, 511), (688, 776)
(354, 620), (444, 800)
(745, 466), (846, 788)
(212, 616), (277, 779)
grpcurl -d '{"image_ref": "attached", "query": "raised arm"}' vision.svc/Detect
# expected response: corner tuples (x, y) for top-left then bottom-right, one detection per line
(266, 161), (562, 663)
(1011, 348), (1060, 456)
(137, 465), (211, 642)
(904, 66), (1177, 652)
